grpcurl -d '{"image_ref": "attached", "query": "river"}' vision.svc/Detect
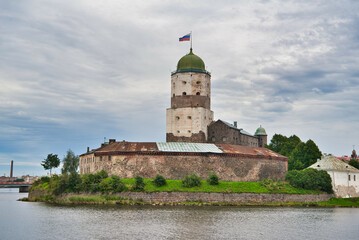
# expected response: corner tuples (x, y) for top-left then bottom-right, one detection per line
(1, 189), (359, 240)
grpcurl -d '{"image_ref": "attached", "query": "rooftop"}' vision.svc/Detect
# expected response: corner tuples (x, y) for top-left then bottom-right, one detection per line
(308, 155), (359, 172)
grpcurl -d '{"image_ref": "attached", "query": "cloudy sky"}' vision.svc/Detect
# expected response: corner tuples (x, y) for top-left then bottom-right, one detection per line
(1, 0), (358, 176)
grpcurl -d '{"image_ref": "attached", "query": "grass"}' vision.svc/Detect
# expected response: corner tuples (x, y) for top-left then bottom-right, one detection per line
(316, 197), (359, 207)
(120, 179), (320, 194)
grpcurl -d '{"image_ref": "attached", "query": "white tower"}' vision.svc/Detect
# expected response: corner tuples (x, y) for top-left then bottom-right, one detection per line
(166, 48), (214, 142)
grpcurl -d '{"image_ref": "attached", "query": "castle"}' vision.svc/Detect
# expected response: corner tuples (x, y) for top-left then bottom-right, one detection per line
(166, 48), (267, 147)
(79, 48), (287, 181)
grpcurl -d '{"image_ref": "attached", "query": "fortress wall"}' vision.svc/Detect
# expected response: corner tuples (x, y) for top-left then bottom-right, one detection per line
(80, 153), (287, 182)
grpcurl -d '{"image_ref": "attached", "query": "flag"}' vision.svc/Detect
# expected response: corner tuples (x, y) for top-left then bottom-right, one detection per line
(179, 33), (191, 42)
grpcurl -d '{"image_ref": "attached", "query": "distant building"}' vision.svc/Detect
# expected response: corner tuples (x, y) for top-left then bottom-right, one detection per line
(308, 155), (359, 197)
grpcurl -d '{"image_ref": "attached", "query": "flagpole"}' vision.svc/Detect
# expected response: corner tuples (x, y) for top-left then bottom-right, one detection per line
(190, 31), (192, 49)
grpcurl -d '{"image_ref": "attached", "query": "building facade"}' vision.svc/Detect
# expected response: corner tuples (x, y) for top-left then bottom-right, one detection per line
(308, 155), (359, 197)
(80, 140), (287, 181)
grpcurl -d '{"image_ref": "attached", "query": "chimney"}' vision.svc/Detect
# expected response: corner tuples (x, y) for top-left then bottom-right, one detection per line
(10, 160), (13, 180)
(87, 147), (90, 153)
(233, 121), (237, 128)
(109, 139), (116, 144)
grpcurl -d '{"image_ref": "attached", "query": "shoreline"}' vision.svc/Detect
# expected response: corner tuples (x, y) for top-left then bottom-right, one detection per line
(22, 191), (359, 208)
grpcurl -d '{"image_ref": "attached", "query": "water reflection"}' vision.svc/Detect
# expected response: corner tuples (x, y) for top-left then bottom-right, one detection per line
(1, 189), (359, 240)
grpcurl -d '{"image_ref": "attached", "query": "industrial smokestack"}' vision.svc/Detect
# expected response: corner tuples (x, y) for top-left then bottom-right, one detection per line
(10, 160), (13, 180)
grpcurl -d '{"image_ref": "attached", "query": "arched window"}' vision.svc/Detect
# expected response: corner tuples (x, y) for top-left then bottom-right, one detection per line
(196, 92), (200, 95)
(182, 92), (187, 96)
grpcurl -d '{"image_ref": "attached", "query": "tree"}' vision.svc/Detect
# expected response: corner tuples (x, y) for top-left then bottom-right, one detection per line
(349, 159), (359, 169)
(41, 154), (60, 175)
(62, 149), (80, 174)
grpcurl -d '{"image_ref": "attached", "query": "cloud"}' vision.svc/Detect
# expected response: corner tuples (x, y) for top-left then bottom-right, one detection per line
(0, 0), (359, 177)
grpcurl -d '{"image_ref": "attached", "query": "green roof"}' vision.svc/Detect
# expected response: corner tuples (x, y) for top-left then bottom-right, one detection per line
(175, 48), (206, 74)
(254, 126), (267, 136)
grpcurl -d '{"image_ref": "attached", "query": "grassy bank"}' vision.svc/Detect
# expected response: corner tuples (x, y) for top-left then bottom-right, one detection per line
(120, 179), (319, 194)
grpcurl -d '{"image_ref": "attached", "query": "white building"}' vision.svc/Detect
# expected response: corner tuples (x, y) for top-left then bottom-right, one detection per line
(308, 155), (359, 198)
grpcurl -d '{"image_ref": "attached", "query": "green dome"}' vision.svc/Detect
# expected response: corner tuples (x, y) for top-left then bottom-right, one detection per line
(176, 48), (206, 73)
(255, 125), (267, 136)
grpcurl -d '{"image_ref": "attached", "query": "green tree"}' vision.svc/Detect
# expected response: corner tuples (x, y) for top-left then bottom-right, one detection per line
(62, 149), (79, 174)
(349, 159), (359, 169)
(267, 134), (288, 153)
(289, 142), (306, 170)
(279, 135), (301, 156)
(303, 139), (322, 167)
(41, 154), (60, 175)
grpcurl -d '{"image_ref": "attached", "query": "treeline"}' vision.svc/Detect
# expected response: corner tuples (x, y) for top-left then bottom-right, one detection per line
(266, 134), (322, 170)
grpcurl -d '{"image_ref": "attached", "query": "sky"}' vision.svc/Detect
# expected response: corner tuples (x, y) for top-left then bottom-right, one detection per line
(1, 0), (359, 177)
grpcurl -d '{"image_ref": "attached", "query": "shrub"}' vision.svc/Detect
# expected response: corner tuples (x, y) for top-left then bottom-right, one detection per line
(111, 175), (127, 192)
(133, 175), (145, 191)
(285, 168), (333, 193)
(153, 175), (167, 187)
(207, 173), (219, 185)
(261, 179), (286, 191)
(182, 174), (201, 188)
(99, 178), (114, 193)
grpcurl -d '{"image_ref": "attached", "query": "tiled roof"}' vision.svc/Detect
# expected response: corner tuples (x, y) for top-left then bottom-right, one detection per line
(157, 142), (222, 153)
(82, 141), (286, 160)
(219, 120), (254, 137)
(216, 144), (285, 158)
(308, 155), (359, 172)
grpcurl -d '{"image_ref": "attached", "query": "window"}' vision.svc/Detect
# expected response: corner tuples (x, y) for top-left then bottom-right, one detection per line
(182, 81), (186, 84)
(212, 137), (216, 141)
(196, 92), (200, 95)
(100, 156), (102, 161)
(176, 116), (180, 120)
(188, 130), (191, 133)
(354, 175), (356, 181)
(196, 81), (201, 84)
(182, 92), (186, 95)
(177, 130), (180, 133)
(109, 156), (111, 161)
(173, 94), (175, 97)
(349, 175), (351, 181)
(187, 116), (191, 119)
(222, 137), (227, 141)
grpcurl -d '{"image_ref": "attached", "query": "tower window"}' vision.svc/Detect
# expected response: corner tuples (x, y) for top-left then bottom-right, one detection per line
(173, 94), (175, 97)
(196, 92), (200, 95)
(182, 92), (186, 96)
(176, 116), (180, 120)
(196, 81), (201, 84)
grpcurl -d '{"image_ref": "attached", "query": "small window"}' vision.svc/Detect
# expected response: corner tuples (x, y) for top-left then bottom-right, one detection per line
(177, 130), (180, 133)
(190, 74), (192, 77)
(196, 81), (201, 84)
(196, 92), (200, 95)
(176, 116), (180, 120)
(212, 137), (216, 141)
(100, 156), (102, 161)
(354, 175), (356, 181)
(182, 81), (186, 84)
(188, 130), (191, 133)
(349, 175), (351, 181)
(173, 94), (175, 97)
(182, 92), (186, 95)
(109, 156), (111, 161)
(187, 116), (191, 119)
(222, 137), (227, 141)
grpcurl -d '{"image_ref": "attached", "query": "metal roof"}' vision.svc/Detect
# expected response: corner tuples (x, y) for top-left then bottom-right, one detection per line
(157, 142), (222, 153)
(308, 155), (359, 172)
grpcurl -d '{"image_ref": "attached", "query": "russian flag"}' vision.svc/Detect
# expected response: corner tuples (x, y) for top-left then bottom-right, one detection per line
(179, 33), (191, 41)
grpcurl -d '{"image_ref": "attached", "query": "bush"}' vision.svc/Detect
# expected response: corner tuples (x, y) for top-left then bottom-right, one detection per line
(111, 175), (127, 192)
(153, 175), (167, 187)
(99, 178), (114, 193)
(207, 173), (219, 185)
(132, 175), (145, 191)
(261, 179), (286, 191)
(182, 174), (201, 188)
(285, 168), (333, 193)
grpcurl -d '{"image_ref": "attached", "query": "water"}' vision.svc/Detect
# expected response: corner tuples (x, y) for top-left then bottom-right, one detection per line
(1, 189), (359, 240)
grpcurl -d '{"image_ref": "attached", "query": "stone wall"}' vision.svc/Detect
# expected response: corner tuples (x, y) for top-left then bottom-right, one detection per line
(60, 192), (333, 204)
(80, 152), (287, 181)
